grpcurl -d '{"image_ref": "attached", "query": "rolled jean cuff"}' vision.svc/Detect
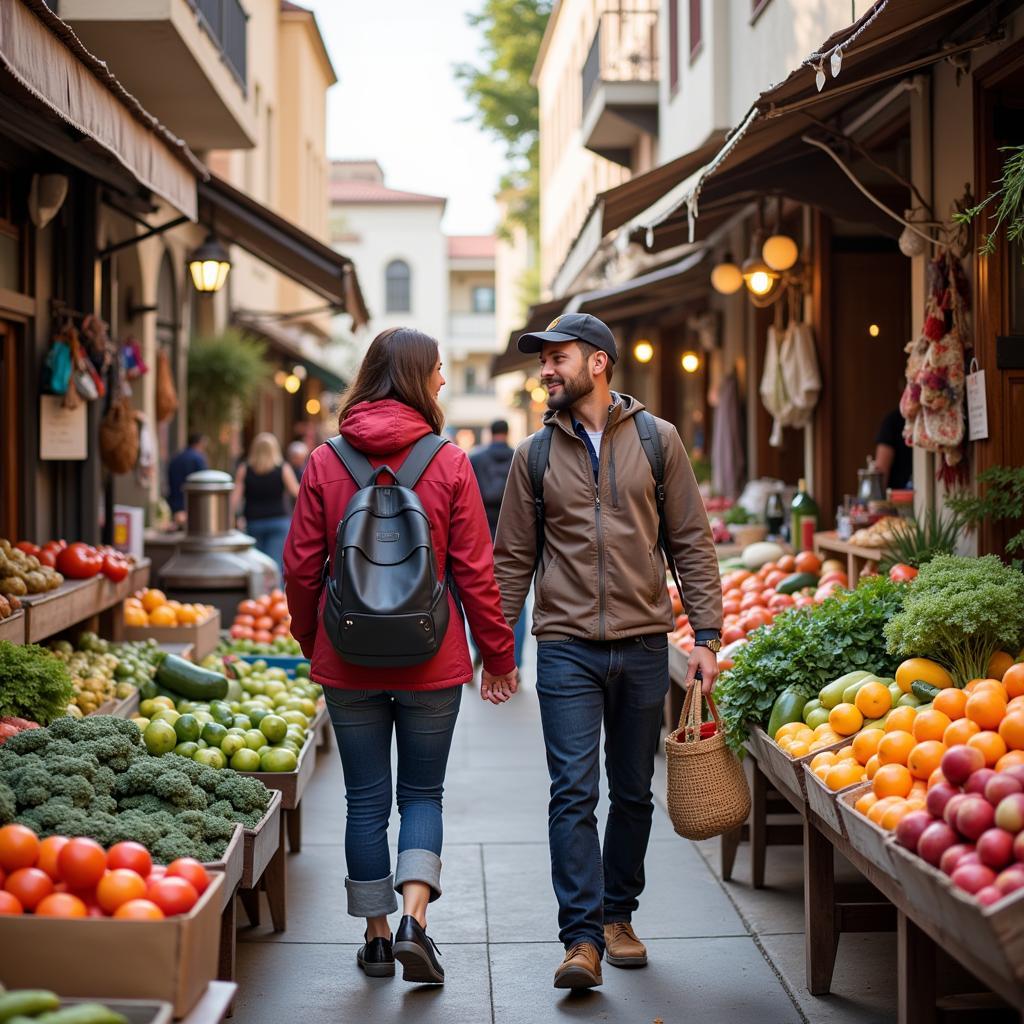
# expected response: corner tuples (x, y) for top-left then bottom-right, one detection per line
(394, 849), (443, 902)
(345, 874), (399, 917)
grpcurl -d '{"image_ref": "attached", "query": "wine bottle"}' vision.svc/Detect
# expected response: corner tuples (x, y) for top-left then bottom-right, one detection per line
(790, 478), (819, 553)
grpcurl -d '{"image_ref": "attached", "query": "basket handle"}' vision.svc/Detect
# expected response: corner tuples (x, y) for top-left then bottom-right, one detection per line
(680, 679), (721, 743)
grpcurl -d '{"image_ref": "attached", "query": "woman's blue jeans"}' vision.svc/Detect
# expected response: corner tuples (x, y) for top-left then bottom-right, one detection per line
(324, 684), (463, 918)
(246, 515), (291, 576)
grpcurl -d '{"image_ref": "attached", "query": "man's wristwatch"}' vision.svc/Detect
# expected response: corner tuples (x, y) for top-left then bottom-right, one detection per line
(694, 636), (722, 653)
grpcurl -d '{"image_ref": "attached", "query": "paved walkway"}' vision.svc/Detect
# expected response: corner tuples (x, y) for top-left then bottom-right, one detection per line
(235, 652), (896, 1023)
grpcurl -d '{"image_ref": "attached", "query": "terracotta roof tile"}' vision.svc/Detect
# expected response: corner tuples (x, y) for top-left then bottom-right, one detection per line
(447, 235), (496, 259)
(328, 179), (446, 205)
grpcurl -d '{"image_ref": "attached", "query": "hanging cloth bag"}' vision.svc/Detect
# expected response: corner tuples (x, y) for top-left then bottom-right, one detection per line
(155, 347), (179, 423)
(665, 685), (751, 841)
(99, 379), (139, 475)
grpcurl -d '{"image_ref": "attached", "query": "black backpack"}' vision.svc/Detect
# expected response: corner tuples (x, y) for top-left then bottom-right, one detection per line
(527, 410), (685, 599)
(322, 433), (451, 667)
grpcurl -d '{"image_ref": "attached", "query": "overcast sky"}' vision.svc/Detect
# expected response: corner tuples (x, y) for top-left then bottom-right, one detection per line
(301, 1), (506, 236)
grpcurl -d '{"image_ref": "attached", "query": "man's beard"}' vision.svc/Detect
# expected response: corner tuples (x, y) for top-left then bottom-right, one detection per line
(544, 367), (594, 410)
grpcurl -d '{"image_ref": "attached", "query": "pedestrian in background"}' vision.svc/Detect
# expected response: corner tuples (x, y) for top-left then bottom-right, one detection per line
(283, 327), (518, 986)
(166, 433), (207, 527)
(287, 440), (310, 483)
(492, 313), (723, 991)
(233, 432), (299, 574)
(469, 419), (526, 665)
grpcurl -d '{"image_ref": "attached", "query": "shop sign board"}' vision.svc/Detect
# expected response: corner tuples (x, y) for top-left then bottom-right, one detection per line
(39, 395), (87, 460)
(966, 363), (989, 441)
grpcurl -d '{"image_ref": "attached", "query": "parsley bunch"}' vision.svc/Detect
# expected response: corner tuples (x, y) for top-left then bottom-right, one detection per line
(883, 554), (1024, 686)
(0, 641), (74, 725)
(715, 576), (906, 753)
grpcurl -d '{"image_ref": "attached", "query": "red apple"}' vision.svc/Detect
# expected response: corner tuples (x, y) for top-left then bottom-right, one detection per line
(940, 843), (976, 875)
(895, 811), (933, 852)
(951, 862), (997, 894)
(956, 851), (982, 868)
(985, 774), (1023, 806)
(926, 783), (958, 819)
(1014, 831), (1024, 863)
(944, 793), (971, 828)
(956, 796), (996, 841)
(1001, 765), (1024, 788)
(942, 746), (985, 786)
(995, 864), (1024, 896)
(995, 793), (1024, 834)
(917, 821), (958, 866)
(966, 768), (998, 796)
(975, 885), (1005, 907)
(977, 828), (1015, 870)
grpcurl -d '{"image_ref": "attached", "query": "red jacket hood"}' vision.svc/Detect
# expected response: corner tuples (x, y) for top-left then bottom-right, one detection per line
(339, 400), (434, 455)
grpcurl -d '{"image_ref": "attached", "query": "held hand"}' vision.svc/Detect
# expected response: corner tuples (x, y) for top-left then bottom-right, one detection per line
(481, 668), (519, 705)
(685, 645), (719, 696)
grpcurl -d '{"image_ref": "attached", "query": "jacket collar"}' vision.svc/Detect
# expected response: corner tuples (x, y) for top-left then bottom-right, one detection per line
(545, 391), (644, 438)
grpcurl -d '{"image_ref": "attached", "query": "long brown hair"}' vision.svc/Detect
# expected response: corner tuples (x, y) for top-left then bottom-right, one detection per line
(339, 327), (444, 435)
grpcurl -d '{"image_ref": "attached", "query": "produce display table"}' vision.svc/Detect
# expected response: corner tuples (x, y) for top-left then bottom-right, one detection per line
(813, 531), (883, 586)
(312, 702), (331, 752)
(238, 790), (287, 934)
(0, 608), (25, 644)
(238, 733), (316, 854)
(180, 981), (236, 1024)
(206, 826), (244, 989)
(129, 557), (152, 593)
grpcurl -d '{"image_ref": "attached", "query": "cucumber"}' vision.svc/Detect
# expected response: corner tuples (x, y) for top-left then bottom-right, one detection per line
(155, 654), (228, 700)
(0, 991), (61, 1022)
(35, 1006), (129, 1024)
(842, 678), (873, 704)
(768, 687), (808, 738)
(776, 572), (820, 595)
(819, 670), (871, 709)
(911, 680), (942, 703)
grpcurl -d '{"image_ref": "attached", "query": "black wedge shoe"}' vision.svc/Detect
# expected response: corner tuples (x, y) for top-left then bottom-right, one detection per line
(357, 933), (395, 978)
(394, 915), (444, 984)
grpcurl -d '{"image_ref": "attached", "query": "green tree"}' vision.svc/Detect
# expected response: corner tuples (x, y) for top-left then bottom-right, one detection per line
(455, 0), (551, 239)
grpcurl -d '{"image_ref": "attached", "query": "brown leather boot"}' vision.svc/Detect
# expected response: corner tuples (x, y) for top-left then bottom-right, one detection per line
(553, 942), (603, 989)
(604, 922), (648, 967)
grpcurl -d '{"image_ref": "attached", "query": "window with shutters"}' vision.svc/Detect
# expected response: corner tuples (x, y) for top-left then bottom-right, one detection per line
(385, 259), (411, 313)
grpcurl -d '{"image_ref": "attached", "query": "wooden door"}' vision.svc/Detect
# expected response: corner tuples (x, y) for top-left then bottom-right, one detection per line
(0, 319), (19, 538)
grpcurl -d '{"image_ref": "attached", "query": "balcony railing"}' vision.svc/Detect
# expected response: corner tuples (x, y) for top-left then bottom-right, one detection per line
(190, 0), (248, 90)
(581, 9), (659, 113)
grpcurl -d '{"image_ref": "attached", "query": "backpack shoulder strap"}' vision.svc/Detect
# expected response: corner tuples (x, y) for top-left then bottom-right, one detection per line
(634, 411), (685, 602)
(527, 425), (553, 571)
(394, 434), (449, 490)
(325, 436), (377, 488)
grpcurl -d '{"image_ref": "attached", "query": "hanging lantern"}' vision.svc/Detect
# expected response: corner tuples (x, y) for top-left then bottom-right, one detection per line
(633, 340), (654, 363)
(762, 234), (799, 272)
(710, 254), (744, 295)
(187, 233), (231, 293)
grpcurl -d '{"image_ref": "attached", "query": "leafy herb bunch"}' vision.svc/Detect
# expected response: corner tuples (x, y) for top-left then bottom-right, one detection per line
(884, 554), (1024, 686)
(715, 576), (906, 754)
(0, 641), (74, 724)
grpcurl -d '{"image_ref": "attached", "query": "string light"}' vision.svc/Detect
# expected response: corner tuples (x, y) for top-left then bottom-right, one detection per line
(633, 340), (654, 363)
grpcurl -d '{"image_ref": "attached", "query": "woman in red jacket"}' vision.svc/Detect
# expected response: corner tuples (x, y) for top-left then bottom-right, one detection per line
(284, 327), (518, 986)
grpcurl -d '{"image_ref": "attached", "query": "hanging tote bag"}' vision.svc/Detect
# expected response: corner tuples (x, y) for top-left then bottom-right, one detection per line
(99, 389), (139, 475)
(155, 347), (178, 423)
(665, 684), (751, 841)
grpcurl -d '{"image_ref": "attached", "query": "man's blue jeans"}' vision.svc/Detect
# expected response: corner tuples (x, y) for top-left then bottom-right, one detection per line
(536, 634), (669, 954)
(324, 685), (463, 917)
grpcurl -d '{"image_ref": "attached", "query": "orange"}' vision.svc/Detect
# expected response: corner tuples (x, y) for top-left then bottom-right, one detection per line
(124, 606), (148, 628)
(776, 722), (807, 742)
(837, 745), (856, 761)
(996, 750), (1024, 771)
(910, 780), (929, 798)
(989, 651), (1016, 680)
(972, 680), (1009, 701)
(810, 751), (839, 770)
(998, 712), (1024, 752)
(1003, 663), (1024, 699)
(906, 798), (927, 812)
(873, 763), (914, 799)
(967, 730), (1008, 768)
(881, 801), (915, 831)
(148, 606), (178, 628)
(855, 791), (878, 816)
(825, 761), (865, 791)
(865, 754), (881, 779)
(907, 740), (946, 780)
(965, 690), (1007, 731)
(855, 681), (892, 719)
(176, 605), (199, 625)
(1009, 696), (1024, 713)
(913, 709), (952, 743)
(944, 718), (981, 747)
(141, 589), (167, 613)
(933, 688), (968, 721)
(885, 707), (918, 733)
(852, 730), (883, 765)
(813, 764), (831, 782)
(878, 730), (916, 766)
(828, 703), (864, 737)
(788, 741), (810, 758)
(927, 767), (947, 790)
(867, 796), (903, 825)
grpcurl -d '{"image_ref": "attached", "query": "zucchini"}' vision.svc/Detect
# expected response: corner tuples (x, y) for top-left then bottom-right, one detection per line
(35, 1006), (129, 1024)
(155, 654), (228, 700)
(911, 680), (942, 703)
(768, 687), (808, 738)
(775, 572), (819, 595)
(0, 992), (61, 1022)
(802, 698), (821, 723)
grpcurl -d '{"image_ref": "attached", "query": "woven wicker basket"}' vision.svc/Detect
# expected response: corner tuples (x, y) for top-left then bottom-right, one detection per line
(665, 686), (751, 841)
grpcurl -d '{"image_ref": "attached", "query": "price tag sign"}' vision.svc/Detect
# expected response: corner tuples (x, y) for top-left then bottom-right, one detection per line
(966, 362), (989, 441)
(39, 395), (87, 460)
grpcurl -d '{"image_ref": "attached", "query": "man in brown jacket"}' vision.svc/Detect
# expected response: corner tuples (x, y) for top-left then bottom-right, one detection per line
(488, 313), (723, 990)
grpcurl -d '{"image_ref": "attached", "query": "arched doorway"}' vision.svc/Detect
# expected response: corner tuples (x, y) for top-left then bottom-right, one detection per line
(156, 249), (182, 463)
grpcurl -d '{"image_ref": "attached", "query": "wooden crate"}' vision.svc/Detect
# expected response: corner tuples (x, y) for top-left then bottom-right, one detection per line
(746, 724), (845, 808)
(21, 578), (101, 643)
(94, 572), (135, 611)
(110, 688), (141, 719)
(236, 733), (316, 811)
(204, 824), (244, 913)
(60, 997), (171, 1024)
(121, 608), (221, 661)
(836, 783), (895, 872)
(241, 789), (282, 890)
(129, 558), (151, 593)
(888, 840), (962, 935)
(0, 609), (25, 644)
(803, 762), (863, 839)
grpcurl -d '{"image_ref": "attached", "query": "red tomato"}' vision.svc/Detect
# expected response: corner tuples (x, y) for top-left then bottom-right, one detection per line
(740, 576), (764, 594)
(254, 615), (274, 631)
(36, 549), (57, 568)
(269, 601), (289, 623)
(56, 543), (104, 579)
(889, 563), (919, 582)
(97, 869), (148, 914)
(233, 614), (255, 628)
(229, 625), (254, 640)
(794, 551), (822, 574)
(794, 595), (815, 608)
(739, 591), (765, 611)
(818, 571), (849, 588)
(0, 891), (23, 914)
(14, 541), (40, 556)
(102, 554), (130, 582)
(764, 571), (787, 590)
(35, 893), (87, 918)
(4, 867), (54, 911)
(106, 841), (152, 878)
(0, 824), (40, 872)
(722, 625), (746, 645)
(739, 609), (770, 633)
(722, 597), (742, 616)
(147, 876), (198, 916)
(238, 599), (262, 618)
(767, 592), (795, 611)
(113, 898), (165, 920)
(252, 630), (273, 645)
(36, 836), (69, 881)
(58, 837), (107, 890)
(165, 858), (210, 895)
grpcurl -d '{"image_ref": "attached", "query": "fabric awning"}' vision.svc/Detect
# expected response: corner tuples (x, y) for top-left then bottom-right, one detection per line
(634, 0), (1001, 248)
(0, 0), (203, 219)
(235, 316), (347, 392)
(200, 174), (369, 325)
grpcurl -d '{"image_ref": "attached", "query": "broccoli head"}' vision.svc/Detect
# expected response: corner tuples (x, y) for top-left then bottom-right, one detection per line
(214, 772), (270, 815)
(0, 780), (15, 824)
(153, 769), (208, 810)
(2, 727), (52, 755)
(118, 793), (181, 817)
(11, 764), (53, 807)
